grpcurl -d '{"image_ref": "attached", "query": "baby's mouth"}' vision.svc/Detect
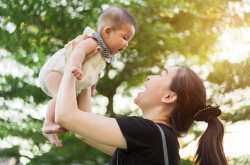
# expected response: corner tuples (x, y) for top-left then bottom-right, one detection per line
(118, 49), (123, 53)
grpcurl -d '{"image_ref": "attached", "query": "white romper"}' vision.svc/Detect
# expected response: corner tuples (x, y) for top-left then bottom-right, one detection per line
(39, 27), (108, 97)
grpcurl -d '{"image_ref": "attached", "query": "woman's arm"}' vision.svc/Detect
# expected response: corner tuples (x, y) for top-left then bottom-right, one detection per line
(55, 60), (127, 149)
(76, 134), (116, 156)
(75, 88), (116, 156)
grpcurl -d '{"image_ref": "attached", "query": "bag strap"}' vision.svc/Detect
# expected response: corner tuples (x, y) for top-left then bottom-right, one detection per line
(117, 149), (120, 165)
(154, 123), (169, 165)
(117, 150), (118, 165)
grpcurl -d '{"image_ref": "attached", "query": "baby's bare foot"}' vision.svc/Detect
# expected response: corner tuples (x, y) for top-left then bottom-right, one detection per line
(43, 133), (62, 147)
(42, 121), (69, 135)
(71, 66), (83, 80)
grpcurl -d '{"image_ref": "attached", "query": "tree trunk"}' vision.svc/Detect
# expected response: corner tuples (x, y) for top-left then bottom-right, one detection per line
(105, 93), (116, 117)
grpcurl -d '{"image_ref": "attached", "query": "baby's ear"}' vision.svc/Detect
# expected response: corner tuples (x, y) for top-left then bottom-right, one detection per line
(103, 26), (112, 39)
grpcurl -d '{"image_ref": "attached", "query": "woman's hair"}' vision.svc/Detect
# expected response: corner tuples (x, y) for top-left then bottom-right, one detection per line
(169, 66), (228, 165)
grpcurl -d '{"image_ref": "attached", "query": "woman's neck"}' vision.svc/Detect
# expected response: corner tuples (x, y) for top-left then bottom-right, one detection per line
(152, 118), (172, 128)
(143, 112), (172, 127)
(142, 106), (173, 127)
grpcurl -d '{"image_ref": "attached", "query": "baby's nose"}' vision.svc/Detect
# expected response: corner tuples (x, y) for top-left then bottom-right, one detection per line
(124, 41), (128, 47)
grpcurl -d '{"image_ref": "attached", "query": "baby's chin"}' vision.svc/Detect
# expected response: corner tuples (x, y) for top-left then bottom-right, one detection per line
(111, 53), (118, 55)
(109, 50), (115, 55)
(110, 49), (123, 55)
(110, 52), (118, 56)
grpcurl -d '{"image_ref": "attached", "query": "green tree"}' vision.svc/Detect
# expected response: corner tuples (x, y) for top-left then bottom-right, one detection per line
(0, 0), (249, 164)
(207, 58), (250, 122)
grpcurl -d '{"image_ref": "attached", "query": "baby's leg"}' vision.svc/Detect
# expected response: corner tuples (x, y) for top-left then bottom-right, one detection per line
(77, 87), (92, 113)
(90, 73), (101, 97)
(42, 71), (68, 147)
(42, 97), (68, 134)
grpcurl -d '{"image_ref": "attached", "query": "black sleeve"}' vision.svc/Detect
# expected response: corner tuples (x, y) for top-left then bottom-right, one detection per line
(116, 116), (158, 152)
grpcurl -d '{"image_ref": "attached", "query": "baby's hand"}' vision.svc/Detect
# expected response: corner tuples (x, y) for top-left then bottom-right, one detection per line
(71, 66), (83, 80)
(91, 88), (98, 97)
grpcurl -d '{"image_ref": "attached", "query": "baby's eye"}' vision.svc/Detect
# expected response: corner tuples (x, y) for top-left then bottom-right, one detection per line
(159, 73), (162, 76)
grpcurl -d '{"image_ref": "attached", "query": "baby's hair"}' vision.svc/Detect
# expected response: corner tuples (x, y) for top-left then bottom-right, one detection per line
(97, 6), (138, 32)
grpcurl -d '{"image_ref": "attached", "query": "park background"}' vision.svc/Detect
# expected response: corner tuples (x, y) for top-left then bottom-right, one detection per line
(0, 0), (250, 164)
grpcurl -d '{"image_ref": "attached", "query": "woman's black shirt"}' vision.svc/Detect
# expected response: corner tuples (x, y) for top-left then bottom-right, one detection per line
(108, 116), (181, 165)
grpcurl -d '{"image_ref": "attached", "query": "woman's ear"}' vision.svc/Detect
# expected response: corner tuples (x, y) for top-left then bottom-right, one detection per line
(161, 93), (177, 104)
(103, 26), (112, 39)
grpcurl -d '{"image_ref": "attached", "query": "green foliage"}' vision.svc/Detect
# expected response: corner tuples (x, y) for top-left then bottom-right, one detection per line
(181, 157), (193, 165)
(0, 0), (249, 164)
(207, 57), (250, 122)
(28, 133), (111, 165)
(227, 156), (250, 165)
(220, 105), (250, 123)
(207, 58), (250, 93)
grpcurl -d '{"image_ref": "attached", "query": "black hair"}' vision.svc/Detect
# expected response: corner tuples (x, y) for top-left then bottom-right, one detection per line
(98, 6), (138, 31)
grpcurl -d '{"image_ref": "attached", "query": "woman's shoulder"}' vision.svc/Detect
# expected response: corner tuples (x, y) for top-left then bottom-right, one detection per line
(117, 116), (172, 128)
(116, 116), (155, 132)
(117, 116), (151, 121)
(116, 116), (175, 135)
(116, 116), (155, 127)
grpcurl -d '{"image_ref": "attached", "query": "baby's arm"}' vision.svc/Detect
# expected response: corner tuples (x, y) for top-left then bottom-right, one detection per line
(70, 38), (98, 80)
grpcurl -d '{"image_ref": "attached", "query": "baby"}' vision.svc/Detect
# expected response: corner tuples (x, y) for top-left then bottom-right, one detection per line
(39, 6), (137, 147)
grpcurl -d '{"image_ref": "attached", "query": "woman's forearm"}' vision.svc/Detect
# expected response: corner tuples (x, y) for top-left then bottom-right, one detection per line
(55, 62), (78, 123)
(75, 89), (117, 156)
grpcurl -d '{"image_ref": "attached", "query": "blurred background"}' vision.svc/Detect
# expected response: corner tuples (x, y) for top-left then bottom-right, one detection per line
(0, 0), (250, 164)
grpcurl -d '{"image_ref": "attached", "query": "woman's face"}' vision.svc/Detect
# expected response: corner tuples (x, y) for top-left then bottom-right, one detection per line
(134, 67), (179, 109)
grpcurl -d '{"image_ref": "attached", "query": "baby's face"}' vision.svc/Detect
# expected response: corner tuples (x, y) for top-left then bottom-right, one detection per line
(105, 23), (135, 55)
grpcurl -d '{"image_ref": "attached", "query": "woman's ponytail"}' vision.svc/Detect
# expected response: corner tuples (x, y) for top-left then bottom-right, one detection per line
(194, 118), (228, 165)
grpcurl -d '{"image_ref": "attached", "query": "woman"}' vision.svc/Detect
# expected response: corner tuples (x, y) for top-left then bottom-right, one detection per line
(55, 36), (228, 165)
